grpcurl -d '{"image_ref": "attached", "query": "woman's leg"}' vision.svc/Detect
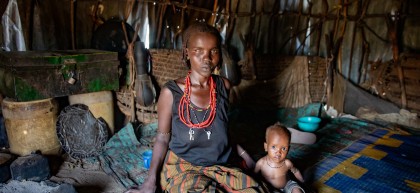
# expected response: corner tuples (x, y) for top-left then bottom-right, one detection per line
(161, 151), (265, 193)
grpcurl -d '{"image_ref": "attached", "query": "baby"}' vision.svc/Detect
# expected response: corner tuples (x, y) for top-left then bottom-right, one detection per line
(254, 122), (305, 193)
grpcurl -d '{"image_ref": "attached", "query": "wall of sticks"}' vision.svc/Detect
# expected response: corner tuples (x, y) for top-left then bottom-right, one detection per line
(2, 0), (420, 112)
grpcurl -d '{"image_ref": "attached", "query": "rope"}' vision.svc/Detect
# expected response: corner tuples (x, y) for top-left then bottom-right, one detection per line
(120, 0), (142, 122)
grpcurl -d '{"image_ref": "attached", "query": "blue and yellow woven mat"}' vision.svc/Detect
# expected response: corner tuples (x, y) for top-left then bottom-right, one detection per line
(308, 128), (420, 193)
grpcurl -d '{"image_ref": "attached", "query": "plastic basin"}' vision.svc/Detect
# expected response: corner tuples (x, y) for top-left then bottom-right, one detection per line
(297, 116), (321, 132)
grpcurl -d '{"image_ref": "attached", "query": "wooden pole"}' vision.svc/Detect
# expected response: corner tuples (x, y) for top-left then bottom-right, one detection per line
(208, 0), (218, 25)
(387, 10), (407, 108)
(70, 0), (75, 49)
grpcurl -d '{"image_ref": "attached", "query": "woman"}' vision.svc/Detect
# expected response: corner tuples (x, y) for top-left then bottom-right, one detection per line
(126, 22), (264, 193)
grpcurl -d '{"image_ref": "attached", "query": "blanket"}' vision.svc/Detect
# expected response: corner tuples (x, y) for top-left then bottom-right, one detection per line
(99, 123), (150, 188)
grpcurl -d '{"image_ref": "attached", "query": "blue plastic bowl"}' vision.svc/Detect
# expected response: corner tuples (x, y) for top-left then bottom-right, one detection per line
(297, 116), (321, 132)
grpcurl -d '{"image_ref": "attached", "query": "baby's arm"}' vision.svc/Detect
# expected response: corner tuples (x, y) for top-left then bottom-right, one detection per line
(291, 166), (304, 182)
(287, 160), (304, 183)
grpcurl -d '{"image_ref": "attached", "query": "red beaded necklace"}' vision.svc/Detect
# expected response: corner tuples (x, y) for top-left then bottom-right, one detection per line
(178, 71), (217, 128)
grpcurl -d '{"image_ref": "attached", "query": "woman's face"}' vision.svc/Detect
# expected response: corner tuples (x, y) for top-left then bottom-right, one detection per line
(264, 130), (290, 163)
(186, 32), (220, 76)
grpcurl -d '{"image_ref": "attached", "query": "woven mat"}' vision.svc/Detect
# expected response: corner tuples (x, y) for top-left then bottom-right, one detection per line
(288, 118), (379, 172)
(307, 128), (420, 192)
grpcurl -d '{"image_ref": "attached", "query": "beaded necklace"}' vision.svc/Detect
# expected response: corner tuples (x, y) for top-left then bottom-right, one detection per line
(178, 71), (217, 129)
(266, 157), (285, 168)
(190, 108), (213, 140)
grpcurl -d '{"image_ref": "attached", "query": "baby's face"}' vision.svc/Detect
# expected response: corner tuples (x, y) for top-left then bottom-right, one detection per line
(264, 131), (290, 163)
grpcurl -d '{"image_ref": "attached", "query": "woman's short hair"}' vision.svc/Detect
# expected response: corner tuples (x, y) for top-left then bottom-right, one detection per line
(181, 22), (222, 68)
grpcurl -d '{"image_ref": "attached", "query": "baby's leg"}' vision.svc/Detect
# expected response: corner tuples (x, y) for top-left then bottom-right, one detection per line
(284, 180), (305, 193)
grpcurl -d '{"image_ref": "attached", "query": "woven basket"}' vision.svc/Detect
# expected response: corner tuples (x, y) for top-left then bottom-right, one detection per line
(136, 103), (158, 124)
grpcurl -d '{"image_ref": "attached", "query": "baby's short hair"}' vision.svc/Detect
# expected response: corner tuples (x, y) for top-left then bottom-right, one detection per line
(265, 122), (291, 143)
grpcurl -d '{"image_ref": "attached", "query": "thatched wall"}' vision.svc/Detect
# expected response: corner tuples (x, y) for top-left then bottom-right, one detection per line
(1, 0), (420, 113)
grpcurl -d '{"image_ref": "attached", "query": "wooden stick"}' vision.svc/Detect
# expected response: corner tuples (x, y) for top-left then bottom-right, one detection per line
(70, 0), (75, 49)
(387, 11), (407, 108)
(208, 0), (218, 25)
(226, 0), (239, 43)
(348, 0), (359, 78)
(124, 0), (135, 21)
(155, 0), (168, 47)
(25, 0), (34, 50)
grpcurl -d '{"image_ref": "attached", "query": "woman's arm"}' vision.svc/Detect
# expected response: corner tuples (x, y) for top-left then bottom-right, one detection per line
(221, 76), (231, 91)
(126, 87), (173, 193)
(236, 144), (256, 169)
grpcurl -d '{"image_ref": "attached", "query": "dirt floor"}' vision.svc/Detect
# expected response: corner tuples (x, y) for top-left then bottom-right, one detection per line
(49, 156), (125, 193)
(2, 103), (417, 192)
(0, 180), (77, 193)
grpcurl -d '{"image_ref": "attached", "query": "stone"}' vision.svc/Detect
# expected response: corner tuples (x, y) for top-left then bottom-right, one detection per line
(10, 153), (50, 182)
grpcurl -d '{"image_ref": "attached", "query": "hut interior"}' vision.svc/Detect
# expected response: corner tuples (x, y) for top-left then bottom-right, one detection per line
(0, 0), (419, 192)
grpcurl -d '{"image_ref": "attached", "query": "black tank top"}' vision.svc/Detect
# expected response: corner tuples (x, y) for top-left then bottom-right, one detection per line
(165, 75), (232, 166)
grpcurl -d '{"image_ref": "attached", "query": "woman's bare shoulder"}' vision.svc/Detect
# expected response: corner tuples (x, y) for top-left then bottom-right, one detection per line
(174, 77), (185, 84)
(220, 76), (231, 90)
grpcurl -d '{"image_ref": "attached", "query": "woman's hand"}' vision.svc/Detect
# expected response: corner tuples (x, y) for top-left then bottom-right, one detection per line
(125, 87), (172, 193)
(124, 178), (157, 193)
